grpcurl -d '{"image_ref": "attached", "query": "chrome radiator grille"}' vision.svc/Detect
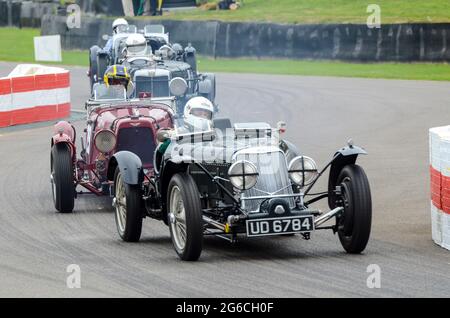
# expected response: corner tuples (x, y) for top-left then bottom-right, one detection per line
(135, 75), (170, 98)
(237, 150), (294, 212)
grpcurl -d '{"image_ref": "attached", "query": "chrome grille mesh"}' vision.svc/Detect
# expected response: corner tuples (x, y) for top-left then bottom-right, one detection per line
(237, 150), (294, 212)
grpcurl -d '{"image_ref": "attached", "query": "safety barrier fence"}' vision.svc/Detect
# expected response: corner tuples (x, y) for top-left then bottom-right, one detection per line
(429, 126), (450, 250)
(0, 65), (70, 128)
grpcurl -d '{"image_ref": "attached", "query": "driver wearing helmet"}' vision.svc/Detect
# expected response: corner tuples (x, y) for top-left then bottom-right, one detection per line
(124, 33), (148, 58)
(104, 18), (129, 58)
(181, 96), (214, 133)
(155, 97), (215, 165)
(103, 64), (135, 98)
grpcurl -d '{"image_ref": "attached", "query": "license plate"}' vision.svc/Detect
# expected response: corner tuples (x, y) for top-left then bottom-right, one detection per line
(246, 215), (314, 237)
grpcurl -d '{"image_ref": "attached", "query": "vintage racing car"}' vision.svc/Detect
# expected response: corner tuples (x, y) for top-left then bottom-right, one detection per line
(49, 82), (184, 213)
(111, 121), (372, 261)
(88, 24), (216, 114)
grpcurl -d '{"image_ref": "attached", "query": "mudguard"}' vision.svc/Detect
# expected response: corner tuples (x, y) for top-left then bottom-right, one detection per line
(199, 73), (216, 104)
(51, 121), (76, 148)
(328, 145), (367, 209)
(108, 151), (143, 185)
(279, 139), (301, 164)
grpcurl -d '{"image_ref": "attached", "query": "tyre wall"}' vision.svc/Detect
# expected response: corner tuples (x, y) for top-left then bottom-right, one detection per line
(41, 15), (450, 62)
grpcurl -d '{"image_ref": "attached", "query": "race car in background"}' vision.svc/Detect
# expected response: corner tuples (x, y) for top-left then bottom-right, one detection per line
(88, 24), (216, 115)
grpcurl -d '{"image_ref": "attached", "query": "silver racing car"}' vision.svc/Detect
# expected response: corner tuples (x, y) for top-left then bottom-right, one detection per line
(111, 121), (372, 261)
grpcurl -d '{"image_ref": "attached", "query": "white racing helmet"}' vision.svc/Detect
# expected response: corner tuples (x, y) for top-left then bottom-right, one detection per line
(184, 97), (214, 132)
(112, 18), (128, 34)
(125, 34), (148, 57)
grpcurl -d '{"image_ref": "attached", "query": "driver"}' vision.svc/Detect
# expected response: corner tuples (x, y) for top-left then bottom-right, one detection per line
(103, 65), (134, 98)
(155, 97), (215, 163)
(182, 96), (214, 133)
(124, 33), (149, 59)
(104, 18), (129, 58)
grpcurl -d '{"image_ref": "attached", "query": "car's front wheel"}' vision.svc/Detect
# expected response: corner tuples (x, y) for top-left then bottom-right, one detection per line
(114, 167), (143, 242)
(335, 164), (372, 254)
(51, 143), (75, 213)
(167, 173), (203, 261)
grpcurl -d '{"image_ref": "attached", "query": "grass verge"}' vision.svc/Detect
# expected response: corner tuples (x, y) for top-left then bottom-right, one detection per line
(1, 27), (450, 81)
(154, 0), (450, 24)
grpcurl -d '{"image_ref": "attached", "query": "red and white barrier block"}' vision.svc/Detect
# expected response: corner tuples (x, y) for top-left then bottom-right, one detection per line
(429, 126), (450, 250)
(0, 64), (70, 128)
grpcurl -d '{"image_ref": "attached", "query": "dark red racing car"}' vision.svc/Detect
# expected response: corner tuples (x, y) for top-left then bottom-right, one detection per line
(50, 84), (175, 212)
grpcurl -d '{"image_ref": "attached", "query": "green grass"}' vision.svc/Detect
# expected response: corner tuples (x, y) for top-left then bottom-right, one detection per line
(0, 28), (88, 66)
(198, 57), (450, 81)
(151, 0), (450, 24)
(1, 27), (450, 81)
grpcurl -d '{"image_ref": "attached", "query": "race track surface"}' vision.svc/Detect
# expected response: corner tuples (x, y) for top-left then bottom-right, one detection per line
(0, 62), (449, 297)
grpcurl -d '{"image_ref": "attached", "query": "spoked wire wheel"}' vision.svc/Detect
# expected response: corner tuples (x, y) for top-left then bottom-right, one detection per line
(167, 173), (203, 261)
(169, 185), (187, 251)
(115, 172), (127, 234)
(114, 167), (142, 242)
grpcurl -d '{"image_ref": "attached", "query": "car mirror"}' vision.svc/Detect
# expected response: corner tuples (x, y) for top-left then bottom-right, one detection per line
(157, 129), (170, 143)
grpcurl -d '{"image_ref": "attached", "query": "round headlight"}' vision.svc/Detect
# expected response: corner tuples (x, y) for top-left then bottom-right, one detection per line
(228, 160), (258, 190)
(169, 77), (188, 97)
(94, 130), (117, 153)
(288, 156), (318, 186)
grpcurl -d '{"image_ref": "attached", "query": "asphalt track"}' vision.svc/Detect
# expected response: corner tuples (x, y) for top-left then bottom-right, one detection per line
(0, 61), (449, 297)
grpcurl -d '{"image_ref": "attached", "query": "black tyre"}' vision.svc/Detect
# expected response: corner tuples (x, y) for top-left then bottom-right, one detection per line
(114, 167), (143, 242)
(167, 173), (203, 261)
(185, 54), (197, 74)
(51, 143), (75, 213)
(97, 54), (109, 84)
(336, 164), (372, 254)
(204, 73), (216, 104)
(89, 46), (100, 94)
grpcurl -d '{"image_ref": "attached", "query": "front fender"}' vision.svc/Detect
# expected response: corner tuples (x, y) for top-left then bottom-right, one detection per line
(51, 121), (76, 157)
(108, 151), (143, 185)
(52, 121), (75, 143)
(335, 144), (367, 157)
(328, 144), (367, 209)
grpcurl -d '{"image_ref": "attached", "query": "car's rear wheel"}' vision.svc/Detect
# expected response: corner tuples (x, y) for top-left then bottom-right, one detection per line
(167, 173), (203, 261)
(51, 143), (75, 213)
(114, 167), (143, 242)
(335, 164), (372, 254)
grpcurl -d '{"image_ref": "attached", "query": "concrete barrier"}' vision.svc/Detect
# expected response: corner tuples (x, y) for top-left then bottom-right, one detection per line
(40, 15), (450, 62)
(0, 65), (71, 128)
(429, 126), (450, 251)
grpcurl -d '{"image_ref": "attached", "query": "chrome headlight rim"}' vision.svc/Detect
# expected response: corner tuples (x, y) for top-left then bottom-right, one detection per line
(288, 156), (318, 187)
(228, 160), (259, 191)
(169, 77), (188, 97)
(94, 129), (117, 153)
